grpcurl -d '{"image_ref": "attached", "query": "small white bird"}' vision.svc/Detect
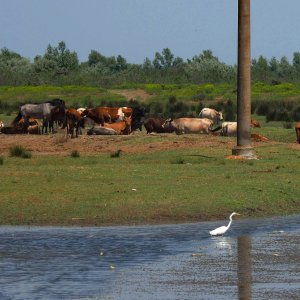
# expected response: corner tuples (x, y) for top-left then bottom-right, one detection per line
(209, 212), (240, 236)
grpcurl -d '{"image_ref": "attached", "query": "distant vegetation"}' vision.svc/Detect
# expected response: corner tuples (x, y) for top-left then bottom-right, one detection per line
(1, 41), (300, 123)
(2, 41), (300, 87)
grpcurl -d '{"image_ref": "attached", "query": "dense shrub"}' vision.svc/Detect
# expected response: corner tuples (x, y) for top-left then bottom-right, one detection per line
(255, 102), (270, 116)
(292, 106), (300, 121)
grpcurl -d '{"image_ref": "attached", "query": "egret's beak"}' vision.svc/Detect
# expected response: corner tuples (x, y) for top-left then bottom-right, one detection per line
(236, 213), (241, 216)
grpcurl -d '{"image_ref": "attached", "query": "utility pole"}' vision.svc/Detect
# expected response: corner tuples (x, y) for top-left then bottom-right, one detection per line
(232, 0), (256, 158)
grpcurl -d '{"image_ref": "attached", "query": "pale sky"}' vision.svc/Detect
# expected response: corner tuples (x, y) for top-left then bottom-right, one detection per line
(1, 0), (300, 65)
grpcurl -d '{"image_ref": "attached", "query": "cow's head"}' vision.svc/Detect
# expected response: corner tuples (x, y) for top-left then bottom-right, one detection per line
(162, 118), (172, 129)
(80, 109), (89, 118)
(218, 112), (223, 121)
(162, 118), (177, 133)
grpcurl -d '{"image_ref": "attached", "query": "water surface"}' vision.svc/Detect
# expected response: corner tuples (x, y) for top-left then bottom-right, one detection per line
(0, 215), (299, 299)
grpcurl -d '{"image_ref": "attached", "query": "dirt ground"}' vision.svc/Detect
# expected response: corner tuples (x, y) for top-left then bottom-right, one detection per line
(110, 89), (152, 102)
(0, 129), (276, 157)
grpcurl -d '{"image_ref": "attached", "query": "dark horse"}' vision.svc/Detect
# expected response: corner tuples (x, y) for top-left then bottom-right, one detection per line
(12, 99), (65, 134)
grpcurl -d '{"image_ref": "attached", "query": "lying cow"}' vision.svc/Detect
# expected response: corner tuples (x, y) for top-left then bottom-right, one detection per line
(199, 108), (223, 125)
(0, 126), (24, 134)
(221, 120), (261, 136)
(87, 126), (118, 135)
(27, 125), (40, 134)
(103, 116), (132, 135)
(251, 118), (261, 128)
(162, 118), (213, 135)
(221, 122), (237, 136)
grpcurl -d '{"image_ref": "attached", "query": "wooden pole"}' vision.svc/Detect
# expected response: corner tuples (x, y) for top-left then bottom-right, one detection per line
(232, 0), (256, 158)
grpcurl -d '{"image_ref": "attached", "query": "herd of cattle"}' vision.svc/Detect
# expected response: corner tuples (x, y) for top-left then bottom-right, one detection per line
(0, 99), (264, 138)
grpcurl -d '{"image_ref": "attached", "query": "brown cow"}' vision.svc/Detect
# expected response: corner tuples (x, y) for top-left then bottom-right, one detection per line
(14, 117), (40, 127)
(144, 117), (172, 134)
(295, 123), (300, 143)
(103, 116), (132, 135)
(81, 107), (133, 125)
(65, 108), (85, 138)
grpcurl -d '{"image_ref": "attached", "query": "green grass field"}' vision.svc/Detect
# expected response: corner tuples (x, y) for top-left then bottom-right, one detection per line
(0, 131), (299, 226)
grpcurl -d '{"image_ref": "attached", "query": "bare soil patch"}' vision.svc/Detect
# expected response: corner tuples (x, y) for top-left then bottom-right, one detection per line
(0, 130), (275, 157)
(110, 89), (152, 102)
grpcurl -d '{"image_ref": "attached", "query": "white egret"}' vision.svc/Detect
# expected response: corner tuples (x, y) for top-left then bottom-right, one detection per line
(209, 212), (240, 236)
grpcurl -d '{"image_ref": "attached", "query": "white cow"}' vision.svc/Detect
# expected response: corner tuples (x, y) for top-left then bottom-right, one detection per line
(221, 122), (237, 136)
(199, 108), (223, 125)
(162, 118), (213, 135)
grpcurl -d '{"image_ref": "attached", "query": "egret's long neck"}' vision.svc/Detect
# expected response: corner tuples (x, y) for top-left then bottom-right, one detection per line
(226, 215), (233, 229)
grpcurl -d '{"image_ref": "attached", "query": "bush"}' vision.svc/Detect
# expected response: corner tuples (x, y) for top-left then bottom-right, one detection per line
(171, 157), (185, 164)
(0, 156), (3, 165)
(21, 151), (32, 159)
(71, 150), (80, 158)
(255, 102), (270, 116)
(110, 149), (122, 158)
(283, 122), (293, 129)
(266, 109), (291, 122)
(292, 106), (300, 121)
(9, 145), (32, 159)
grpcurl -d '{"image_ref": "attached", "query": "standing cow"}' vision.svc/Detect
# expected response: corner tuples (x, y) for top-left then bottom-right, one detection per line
(81, 107), (133, 125)
(199, 108), (223, 125)
(65, 108), (85, 138)
(162, 118), (213, 135)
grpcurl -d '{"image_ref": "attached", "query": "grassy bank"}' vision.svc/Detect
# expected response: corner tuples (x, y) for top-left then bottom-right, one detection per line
(0, 133), (299, 226)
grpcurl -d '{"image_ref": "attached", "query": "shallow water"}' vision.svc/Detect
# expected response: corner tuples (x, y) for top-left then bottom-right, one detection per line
(0, 215), (299, 299)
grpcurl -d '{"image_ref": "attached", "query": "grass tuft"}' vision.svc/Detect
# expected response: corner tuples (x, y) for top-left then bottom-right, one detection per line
(71, 150), (80, 158)
(9, 145), (32, 159)
(110, 149), (122, 158)
(171, 157), (185, 164)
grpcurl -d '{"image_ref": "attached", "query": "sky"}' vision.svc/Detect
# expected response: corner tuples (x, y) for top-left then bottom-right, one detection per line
(1, 0), (300, 65)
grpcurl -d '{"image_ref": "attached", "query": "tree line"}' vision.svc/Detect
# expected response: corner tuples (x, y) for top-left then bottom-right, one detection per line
(1, 41), (300, 87)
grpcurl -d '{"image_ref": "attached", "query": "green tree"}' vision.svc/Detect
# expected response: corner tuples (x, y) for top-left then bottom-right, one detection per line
(292, 52), (300, 79)
(34, 41), (79, 76)
(252, 55), (269, 82)
(0, 48), (34, 85)
(185, 50), (235, 83)
(152, 48), (183, 69)
(278, 56), (293, 80)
